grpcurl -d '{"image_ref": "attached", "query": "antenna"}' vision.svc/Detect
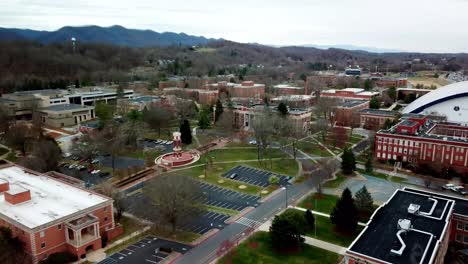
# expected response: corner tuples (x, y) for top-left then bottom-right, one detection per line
(71, 37), (76, 53)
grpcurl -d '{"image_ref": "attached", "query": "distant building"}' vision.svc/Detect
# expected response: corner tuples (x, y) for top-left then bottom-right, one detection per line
(321, 88), (379, 101)
(359, 109), (399, 130)
(163, 88), (218, 105)
(334, 100), (369, 127)
(397, 87), (432, 100)
(270, 95), (315, 108)
(225, 81), (265, 99)
(375, 114), (468, 173)
(272, 84), (304, 96)
(374, 77), (408, 88)
(345, 67), (362, 76)
(0, 162), (122, 263)
(345, 187), (468, 264)
(38, 104), (95, 128)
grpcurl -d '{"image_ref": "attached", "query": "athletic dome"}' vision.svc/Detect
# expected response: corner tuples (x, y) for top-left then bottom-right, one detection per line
(403, 81), (468, 123)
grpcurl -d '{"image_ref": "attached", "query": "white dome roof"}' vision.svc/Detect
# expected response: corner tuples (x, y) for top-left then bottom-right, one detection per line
(403, 81), (468, 113)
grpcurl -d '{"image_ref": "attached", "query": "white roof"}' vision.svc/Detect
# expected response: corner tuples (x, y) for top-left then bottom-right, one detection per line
(358, 91), (379, 96)
(343, 88), (365, 93)
(404, 81), (468, 113)
(0, 165), (109, 229)
(273, 84), (302, 89)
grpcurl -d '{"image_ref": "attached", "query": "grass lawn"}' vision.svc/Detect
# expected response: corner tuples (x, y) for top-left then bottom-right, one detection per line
(350, 135), (364, 144)
(196, 134), (217, 146)
(390, 176), (408, 184)
(323, 172), (348, 189)
(298, 193), (338, 215)
(206, 205), (239, 216)
(304, 213), (362, 247)
(217, 231), (341, 264)
(356, 168), (389, 180)
(207, 148), (285, 162)
(224, 141), (254, 148)
(118, 216), (147, 237)
(297, 140), (332, 157)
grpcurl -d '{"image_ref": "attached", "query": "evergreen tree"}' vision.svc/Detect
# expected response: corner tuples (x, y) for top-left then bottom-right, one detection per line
(305, 209), (315, 229)
(369, 97), (380, 109)
(365, 153), (373, 173)
(330, 188), (358, 232)
(277, 102), (288, 116)
(269, 210), (306, 251)
(214, 99), (224, 122)
(364, 79), (372, 90)
(198, 110), (211, 129)
(179, 119), (192, 145)
(355, 185), (374, 213)
(341, 147), (356, 175)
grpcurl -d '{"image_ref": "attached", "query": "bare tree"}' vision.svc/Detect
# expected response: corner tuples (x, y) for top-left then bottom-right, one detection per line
(252, 110), (276, 161)
(174, 98), (197, 121)
(98, 182), (126, 222)
(144, 175), (203, 232)
(5, 123), (30, 155)
(315, 97), (339, 121)
(143, 104), (171, 137)
(214, 111), (234, 136)
(317, 157), (339, 180)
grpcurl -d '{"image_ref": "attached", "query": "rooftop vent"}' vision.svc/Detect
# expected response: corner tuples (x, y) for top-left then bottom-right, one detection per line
(408, 204), (420, 214)
(4, 184), (31, 205)
(398, 219), (412, 231)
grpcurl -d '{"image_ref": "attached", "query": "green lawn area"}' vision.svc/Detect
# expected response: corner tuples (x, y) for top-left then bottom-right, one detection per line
(196, 134), (217, 146)
(323, 172), (348, 188)
(297, 140), (332, 157)
(356, 168), (389, 180)
(298, 193), (338, 214)
(390, 176), (408, 184)
(217, 231), (341, 264)
(117, 215), (147, 238)
(350, 135), (364, 144)
(208, 148), (285, 162)
(304, 213), (362, 247)
(206, 205), (239, 216)
(224, 141), (254, 148)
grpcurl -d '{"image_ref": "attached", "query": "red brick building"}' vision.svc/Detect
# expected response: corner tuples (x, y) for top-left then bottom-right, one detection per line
(374, 78), (408, 88)
(345, 187), (468, 264)
(228, 81), (265, 98)
(272, 84), (304, 96)
(334, 100), (369, 127)
(0, 163), (122, 263)
(375, 114), (468, 173)
(359, 109), (399, 130)
(163, 88), (219, 105)
(321, 88), (380, 101)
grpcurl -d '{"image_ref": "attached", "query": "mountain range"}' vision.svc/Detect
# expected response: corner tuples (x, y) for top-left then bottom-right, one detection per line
(0, 25), (220, 47)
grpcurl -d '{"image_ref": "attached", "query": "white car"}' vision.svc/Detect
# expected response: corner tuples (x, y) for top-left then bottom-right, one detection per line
(68, 164), (78, 169)
(248, 140), (257, 145)
(91, 170), (101, 174)
(166, 141), (173, 145)
(62, 153), (72, 158)
(442, 184), (455, 190)
(91, 159), (100, 164)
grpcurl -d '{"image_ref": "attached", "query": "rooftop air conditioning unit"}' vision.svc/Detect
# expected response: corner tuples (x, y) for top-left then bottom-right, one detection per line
(398, 219), (412, 231)
(408, 204), (420, 214)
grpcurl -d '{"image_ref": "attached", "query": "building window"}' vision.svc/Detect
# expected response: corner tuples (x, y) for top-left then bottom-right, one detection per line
(464, 236), (468, 244)
(457, 222), (463, 230)
(41, 242), (46, 249)
(40, 231), (45, 238)
(456, 234), (462, 242)
(104, 217), (108, 222)
(58, 224), (62, 230)
(465, 224), (468, 231)
(104, 207), (107, 212)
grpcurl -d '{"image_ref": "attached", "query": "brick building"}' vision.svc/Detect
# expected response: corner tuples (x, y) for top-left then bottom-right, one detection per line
(163, 88), (219, 105)
(321, 88), (380, 101)
(228, 81), (265, 98)
(374, 77), (408, 88)
(345, 187), (468, 264)
(334, 100), (369, 127)
(270, 95), (315, 108)
(359, 109), (399, 130)
(272, 84), (304, 96)
(375, 114), (468, 173)
(0, 162), (122, 263)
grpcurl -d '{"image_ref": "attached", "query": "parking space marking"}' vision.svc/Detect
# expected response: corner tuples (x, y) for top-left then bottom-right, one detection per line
(145, 259), (158, 264)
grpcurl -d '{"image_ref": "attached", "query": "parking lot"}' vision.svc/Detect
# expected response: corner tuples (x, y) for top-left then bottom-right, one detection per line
(124, 192), (230, 234)
(222, 165), (292, 187)
(59, 166), (111, 186)
(98, 156), (145, 169)
(195, 182), (260, 210)
(99, 236), (192, 264)
(141, 139), (173, 154)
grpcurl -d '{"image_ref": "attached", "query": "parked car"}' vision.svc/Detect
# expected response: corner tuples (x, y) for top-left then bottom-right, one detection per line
(442, 184), (455, 190)
(91, 159), (100, 164)
(62, 153), (72, 158)
(248, 140), (257, 145)
(68, 164), (78, 169)
(77, 165), (86, 171)
(166, 141), (173, 145)
(229, 173), (237, 179)
(454, 186), (468, 195)
(91, 170), (101, 174)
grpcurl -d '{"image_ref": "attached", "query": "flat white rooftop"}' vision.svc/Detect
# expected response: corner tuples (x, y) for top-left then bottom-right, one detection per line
(0, 165), (109, 229)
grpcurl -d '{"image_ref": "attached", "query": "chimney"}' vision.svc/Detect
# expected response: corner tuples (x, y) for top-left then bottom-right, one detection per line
(4, 184), (31, 205)
(0, 179), (9, 193)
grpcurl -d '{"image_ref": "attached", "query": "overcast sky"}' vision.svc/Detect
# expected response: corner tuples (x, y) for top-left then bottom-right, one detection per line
(1, 0), (468, 53)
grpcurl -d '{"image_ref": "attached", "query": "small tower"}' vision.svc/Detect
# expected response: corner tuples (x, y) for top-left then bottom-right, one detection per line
(173, 132), (182, 158)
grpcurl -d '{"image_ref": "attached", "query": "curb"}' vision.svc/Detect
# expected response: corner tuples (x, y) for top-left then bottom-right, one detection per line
(259, 188), (283, 203)
(190, 228), (220, 246)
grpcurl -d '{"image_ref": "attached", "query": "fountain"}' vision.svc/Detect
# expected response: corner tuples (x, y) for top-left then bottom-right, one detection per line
(155, 132), (200, 168)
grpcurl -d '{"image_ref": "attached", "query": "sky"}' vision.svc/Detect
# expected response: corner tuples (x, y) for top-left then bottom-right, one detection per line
(1, 0), (468, 53)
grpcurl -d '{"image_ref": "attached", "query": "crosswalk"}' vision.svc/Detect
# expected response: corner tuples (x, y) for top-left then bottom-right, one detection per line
(235, 217), (262, 228)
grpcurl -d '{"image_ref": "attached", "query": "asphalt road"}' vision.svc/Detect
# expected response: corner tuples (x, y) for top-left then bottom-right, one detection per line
(175, 148), (325, 264)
